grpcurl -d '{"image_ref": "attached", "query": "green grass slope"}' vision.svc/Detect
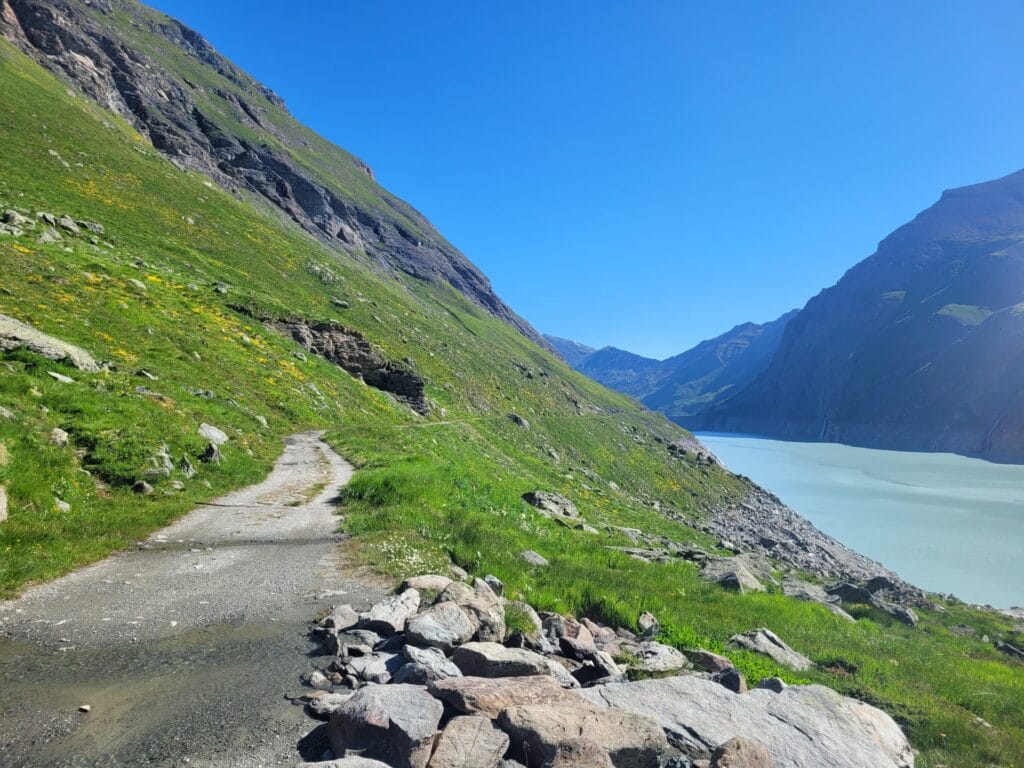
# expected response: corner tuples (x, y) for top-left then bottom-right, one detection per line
(0, 39), (1022, 767)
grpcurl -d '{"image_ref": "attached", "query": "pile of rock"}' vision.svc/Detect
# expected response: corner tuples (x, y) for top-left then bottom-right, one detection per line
(0, 208), (109, 246)
(825, 576), (925, 626)
(296, 573), (914, 768)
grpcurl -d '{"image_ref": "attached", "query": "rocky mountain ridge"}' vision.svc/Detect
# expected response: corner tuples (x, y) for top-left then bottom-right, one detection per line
(0, 0), (546, 347)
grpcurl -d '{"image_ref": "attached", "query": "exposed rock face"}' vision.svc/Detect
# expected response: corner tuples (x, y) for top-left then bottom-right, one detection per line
(274, 321), (427, 414)
(579, 676), (914, 768)
(701, 168), (1024, 462)
(0, 314), (100, 371)
(0, 0), (547, 348)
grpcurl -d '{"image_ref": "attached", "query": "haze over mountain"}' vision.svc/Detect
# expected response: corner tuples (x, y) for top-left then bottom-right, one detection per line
(546, 309), (796, 427)
(701, 169), (1024, 463)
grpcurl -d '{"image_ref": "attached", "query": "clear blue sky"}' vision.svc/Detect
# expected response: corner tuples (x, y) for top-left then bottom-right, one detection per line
(153, 1), (1024, 358)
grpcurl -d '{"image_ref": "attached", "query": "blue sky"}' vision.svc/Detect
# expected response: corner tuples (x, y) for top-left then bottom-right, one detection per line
(154, 1), (1024, 358)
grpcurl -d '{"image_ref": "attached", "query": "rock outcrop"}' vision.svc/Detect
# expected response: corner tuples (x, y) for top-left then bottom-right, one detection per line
(273, 320), (428, 414)
(0, 314), (101, 371)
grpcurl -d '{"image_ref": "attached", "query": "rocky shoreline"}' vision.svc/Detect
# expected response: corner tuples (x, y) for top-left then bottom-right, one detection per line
(290, 571), (915, 768)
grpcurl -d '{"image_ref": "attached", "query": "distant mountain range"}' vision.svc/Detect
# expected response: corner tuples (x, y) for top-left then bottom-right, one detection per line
(553, 167), (1024, 463)
(544, 309), (796, 427)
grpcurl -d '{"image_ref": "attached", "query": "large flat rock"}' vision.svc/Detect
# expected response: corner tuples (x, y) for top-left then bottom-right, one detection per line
(578, 676), (913, 768)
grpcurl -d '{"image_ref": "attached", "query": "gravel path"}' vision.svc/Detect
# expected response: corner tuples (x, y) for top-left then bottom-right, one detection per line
(0, 431), (386, 767)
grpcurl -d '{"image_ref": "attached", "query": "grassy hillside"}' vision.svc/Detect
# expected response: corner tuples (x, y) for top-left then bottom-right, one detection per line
(0, 37), (1022, 768)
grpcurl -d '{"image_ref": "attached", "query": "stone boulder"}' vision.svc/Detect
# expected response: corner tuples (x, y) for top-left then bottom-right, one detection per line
(701, 557), (765, 593)
(406, 601), (474, 651)
(0, 314), (100, 371)
(498, 702), (669, 768)
(627, 641), (690, 674)
(577, 676), (913, 768)
(325, 604), (360, 631)
(400, 574), (453, 593)
(547, 739), (614, 767)
(521, 490), (579, 519)
(520, 550), (549, 567)
(710, 736), (773, 767)
(198, 422), (229, 446)
(392, 644), (462, 684)
(428, 715), (509, 768)
(683, 649), (734, 673)
(452, 642), (578, 688)
(360, 589), (421, 635)
(428, 675), (579, 718)
(434, 582), (505, 642)
(328, 683), (443, 768)
(727, 629), (812, 671)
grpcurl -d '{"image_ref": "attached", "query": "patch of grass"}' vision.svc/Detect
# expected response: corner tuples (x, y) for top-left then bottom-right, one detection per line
(935, 303), (992, 326)
(503, 602), (540, 637)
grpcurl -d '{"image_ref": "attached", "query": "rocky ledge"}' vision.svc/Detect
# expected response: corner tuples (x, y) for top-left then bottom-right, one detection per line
(291, 572), (914, 768)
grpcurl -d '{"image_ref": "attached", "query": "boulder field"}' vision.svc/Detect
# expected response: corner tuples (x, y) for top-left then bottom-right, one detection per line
(294, 572), (914, 768)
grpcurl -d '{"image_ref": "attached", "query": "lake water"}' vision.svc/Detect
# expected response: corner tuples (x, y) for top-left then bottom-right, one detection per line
(696, 433), (1024, 609)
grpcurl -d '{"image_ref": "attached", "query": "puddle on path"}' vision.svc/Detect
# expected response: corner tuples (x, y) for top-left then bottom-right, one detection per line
(0, 621), (325, 768)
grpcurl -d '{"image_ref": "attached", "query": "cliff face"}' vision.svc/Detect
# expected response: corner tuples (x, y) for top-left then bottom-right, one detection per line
(703, 169), (1024, 462)
(0, 0), (546, 347)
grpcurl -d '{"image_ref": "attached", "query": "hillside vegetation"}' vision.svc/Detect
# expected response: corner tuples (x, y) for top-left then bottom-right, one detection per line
(0, 20), (1022, 768)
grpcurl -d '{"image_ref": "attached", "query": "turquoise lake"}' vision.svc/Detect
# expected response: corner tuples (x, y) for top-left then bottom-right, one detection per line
(696, 433), (1024, 609)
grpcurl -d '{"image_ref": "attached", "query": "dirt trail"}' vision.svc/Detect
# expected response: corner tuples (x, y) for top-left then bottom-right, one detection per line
(0, 431), (385, 768)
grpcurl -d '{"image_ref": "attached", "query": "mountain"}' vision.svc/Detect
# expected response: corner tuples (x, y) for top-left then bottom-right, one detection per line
(702, 169), (1024, 462)
(543, 335), (595, 367)
(547, 310), (796, 426)
(1, 2), (1022, 762)
(646, 311), (799, 425)
(0, 0), (546, 347)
